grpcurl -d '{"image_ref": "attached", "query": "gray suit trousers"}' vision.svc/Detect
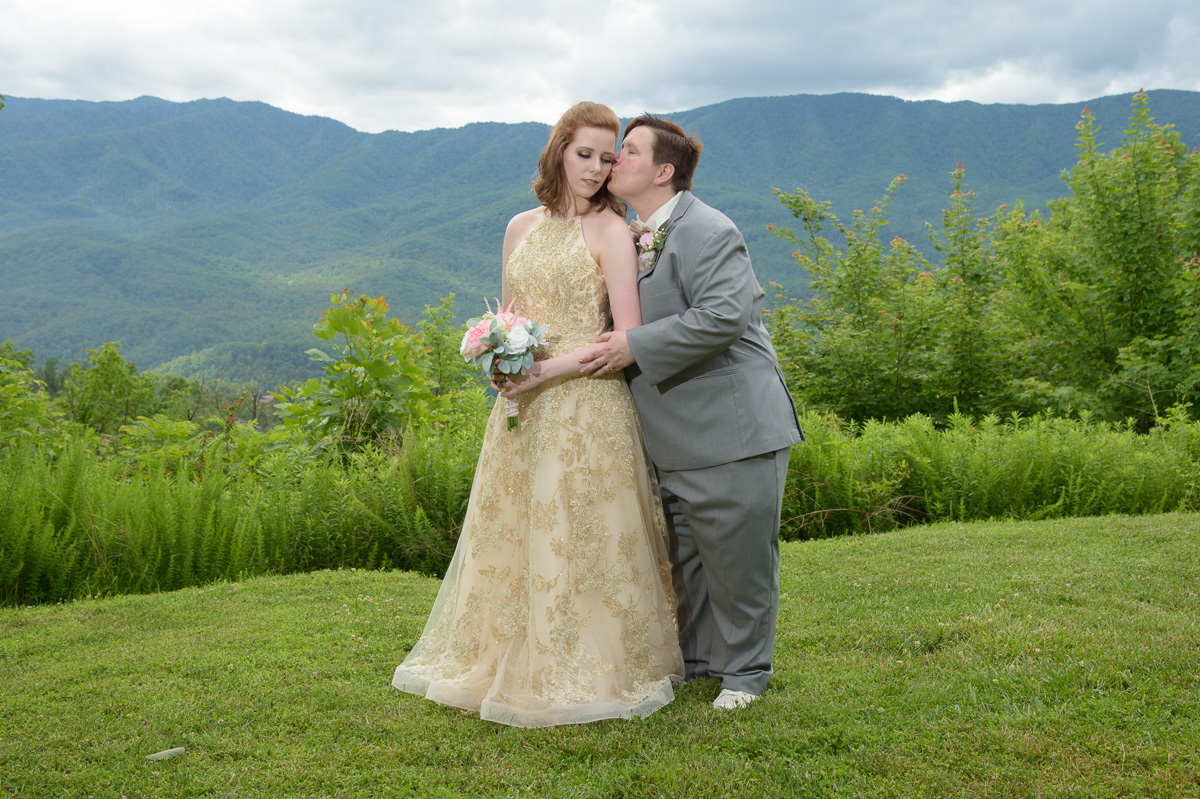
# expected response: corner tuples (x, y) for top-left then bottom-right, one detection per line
(656, 446), (791, 696)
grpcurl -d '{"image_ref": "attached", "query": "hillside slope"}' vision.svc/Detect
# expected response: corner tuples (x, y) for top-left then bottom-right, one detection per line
(2, 90), (1198, 377)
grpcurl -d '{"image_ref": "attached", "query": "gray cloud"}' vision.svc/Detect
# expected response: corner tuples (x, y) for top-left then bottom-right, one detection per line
(3, 0), (1197, 132)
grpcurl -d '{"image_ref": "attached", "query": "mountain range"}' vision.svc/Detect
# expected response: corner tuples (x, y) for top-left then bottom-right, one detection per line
(2, 89), (1199, 384)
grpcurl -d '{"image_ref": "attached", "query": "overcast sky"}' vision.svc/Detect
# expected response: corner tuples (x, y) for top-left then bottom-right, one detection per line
(4, 0), (1198, 133)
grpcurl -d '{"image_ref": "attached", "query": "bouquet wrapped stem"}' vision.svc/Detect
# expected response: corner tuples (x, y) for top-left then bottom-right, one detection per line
(459, 299), (549, 431)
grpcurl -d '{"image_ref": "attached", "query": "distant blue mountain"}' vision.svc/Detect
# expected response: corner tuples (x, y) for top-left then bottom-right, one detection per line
(3, 90), (1198, 378)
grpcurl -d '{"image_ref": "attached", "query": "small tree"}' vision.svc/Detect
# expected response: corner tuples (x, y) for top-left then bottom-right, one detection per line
(64, 343), (155, 434)
(275, 291), (445, 451)
(769, 176), (953, 421)
(0, 343), (57, 448)
(414, 293), (483, 397)
(34, 356), (65, 396)
(925, 163), (1008, 417)
(995, 91), (1200, 424)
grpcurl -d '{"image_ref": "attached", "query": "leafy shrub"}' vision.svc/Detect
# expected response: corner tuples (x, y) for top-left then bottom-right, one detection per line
(274, 291), (447, 451)
(0, 350), (60, 450)
(769, 91), (1200, 428)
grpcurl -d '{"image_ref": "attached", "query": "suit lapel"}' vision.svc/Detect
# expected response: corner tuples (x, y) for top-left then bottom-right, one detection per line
(667, 191), (696, 231)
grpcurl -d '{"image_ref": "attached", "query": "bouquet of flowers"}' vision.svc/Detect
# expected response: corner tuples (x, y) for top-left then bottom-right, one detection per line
(459, 299), (550, 430)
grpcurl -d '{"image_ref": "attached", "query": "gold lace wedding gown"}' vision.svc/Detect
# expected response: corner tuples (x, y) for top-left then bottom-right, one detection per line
(392, 215), (683, 727)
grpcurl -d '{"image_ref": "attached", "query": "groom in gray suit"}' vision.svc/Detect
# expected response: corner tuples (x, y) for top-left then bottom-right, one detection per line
(582, 114), (803, 709)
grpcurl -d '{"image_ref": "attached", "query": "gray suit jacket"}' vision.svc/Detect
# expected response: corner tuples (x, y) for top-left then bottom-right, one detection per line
(625, 191), (803, 472)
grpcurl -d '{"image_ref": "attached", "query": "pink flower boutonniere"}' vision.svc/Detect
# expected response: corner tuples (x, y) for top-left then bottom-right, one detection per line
(635, 222), (669, 272)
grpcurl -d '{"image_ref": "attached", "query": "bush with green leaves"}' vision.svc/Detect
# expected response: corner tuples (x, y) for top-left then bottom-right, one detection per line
(7, 390), (1199, 605)
(768, 91), (1200, 428)
(274, 291), (446, 451)
(768, 175), (971, 422)
(995, 92), (1200, 424)
(415, 293), (487, 397)
(112, 413), (298, 481)
(63, 342), (156, 433)
(0, 343), (67, 452)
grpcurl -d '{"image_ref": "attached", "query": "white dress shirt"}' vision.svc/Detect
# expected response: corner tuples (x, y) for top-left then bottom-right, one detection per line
(637, 191), (683, 232)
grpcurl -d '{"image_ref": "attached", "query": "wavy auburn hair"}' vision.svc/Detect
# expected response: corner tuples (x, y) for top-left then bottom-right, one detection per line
(533, 102), (626, 218)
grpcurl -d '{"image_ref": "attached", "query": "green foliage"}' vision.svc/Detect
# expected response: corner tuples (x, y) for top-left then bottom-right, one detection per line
(769, 175), (979, 421)
(0, 412), (483, 605)
(274, 291), (447, 451)
(33, 354), (65, 396)
(414, 293), (485, 396)
(113, 413), (292, 481)
(783, 409), (1199, 540)
(925, 163), (1009, 416)
(994, 91), (1200, 424)
(1072, 95), (1190, 342)
(6, 391), (1200, 606)
(771, 91), (1200, 427)
(50, 342), (266, 437)
(63, 342), (155, 433)
(0, 341), (32, 368)
(0, 343), (60, 449)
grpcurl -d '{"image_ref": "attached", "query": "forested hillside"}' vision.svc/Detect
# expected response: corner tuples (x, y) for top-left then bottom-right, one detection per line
(2, 90), (1199, 381)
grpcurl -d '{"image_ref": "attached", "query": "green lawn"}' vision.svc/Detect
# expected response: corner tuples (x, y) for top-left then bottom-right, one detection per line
(2, 513), (1198, 798)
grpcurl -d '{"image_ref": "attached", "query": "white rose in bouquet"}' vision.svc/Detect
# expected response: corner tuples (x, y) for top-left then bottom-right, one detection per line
(505, 324), (534, 352)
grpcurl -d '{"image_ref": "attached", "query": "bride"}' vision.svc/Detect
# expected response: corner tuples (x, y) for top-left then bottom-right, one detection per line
(391, 102), (683, 727)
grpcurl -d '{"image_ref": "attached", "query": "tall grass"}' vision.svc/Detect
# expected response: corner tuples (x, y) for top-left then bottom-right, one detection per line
(4, 405), (1199, 606)
(0, 423), (481, 606)
(784, 409), (1200, 539)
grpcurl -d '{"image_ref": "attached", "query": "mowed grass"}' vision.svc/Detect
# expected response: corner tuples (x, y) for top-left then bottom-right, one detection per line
(2, 513), (1198, 798)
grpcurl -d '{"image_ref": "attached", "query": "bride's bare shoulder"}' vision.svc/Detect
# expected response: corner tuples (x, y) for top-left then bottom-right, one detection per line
(580, 206), (627, 233)
(503, 207), (547, 260)
(506, 207), (546, 237)
(584, 207), (634, 244)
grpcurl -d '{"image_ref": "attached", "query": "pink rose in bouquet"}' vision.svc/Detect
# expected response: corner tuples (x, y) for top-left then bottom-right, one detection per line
(460, 319), (492, 359)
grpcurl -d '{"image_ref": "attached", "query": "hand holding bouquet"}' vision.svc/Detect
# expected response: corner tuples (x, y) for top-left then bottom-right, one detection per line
(460, 299), (549, 430)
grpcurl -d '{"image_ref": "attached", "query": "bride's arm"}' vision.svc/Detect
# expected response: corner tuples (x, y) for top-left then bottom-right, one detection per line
(597, 214), (642, 333)
(491, 210), (540, 392)
(498, 214), (638, 396)
(578, 214), (640, 375)
(500, 210), (542, 309)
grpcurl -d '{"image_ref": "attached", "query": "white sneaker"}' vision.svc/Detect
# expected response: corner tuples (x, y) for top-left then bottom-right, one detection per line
(712, 689), (761, 710)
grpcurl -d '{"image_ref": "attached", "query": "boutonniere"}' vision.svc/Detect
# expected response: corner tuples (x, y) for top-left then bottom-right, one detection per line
(635, 222), (670, 271)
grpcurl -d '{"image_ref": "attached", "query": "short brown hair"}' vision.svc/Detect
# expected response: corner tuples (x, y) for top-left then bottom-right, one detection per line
(623, 115), (703, 192)
(533, 102), (626, 218)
